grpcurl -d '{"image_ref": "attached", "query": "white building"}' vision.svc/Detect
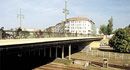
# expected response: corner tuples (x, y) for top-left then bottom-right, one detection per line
(65, 17), (96, 35)
(96, 28), (100, 35)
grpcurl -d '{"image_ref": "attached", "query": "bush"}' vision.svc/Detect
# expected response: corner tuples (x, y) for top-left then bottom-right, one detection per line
(109, 28), (130, 53)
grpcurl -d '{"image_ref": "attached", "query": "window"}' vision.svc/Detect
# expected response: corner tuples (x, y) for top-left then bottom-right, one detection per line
(88, 30), (91, 32)
(80, 27), (82, 29)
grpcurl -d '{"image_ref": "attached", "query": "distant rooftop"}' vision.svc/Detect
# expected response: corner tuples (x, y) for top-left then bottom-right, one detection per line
(67, 16), (95, 24)
(67, 16), (89, 21)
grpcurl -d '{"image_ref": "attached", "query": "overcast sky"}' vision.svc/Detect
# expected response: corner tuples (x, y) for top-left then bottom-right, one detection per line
(0, 0), (130, 29)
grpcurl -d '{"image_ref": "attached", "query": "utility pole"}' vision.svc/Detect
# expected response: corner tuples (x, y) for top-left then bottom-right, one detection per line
(17, 8), (24, 28)
(63, 0), (69, 34)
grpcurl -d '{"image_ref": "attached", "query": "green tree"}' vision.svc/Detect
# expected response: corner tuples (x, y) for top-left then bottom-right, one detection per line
(16, 28), (22, 35)
(107, 17), (113, 35)
(125, 26), (130, 46)
(99, 24), (108, 35)
(109, 27), (130, 53)
(128, 24), (130, 28)
(99, 17), (113, 35)
(0, 27), (6, 39)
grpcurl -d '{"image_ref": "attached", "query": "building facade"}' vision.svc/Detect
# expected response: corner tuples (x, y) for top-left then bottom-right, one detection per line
(65, 17), (96, 35)
(44, 16), (96, 35)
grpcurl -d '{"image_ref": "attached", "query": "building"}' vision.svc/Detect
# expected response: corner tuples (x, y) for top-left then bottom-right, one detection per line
(96, 28), (100, 35)
(54, 22), (64, 33)
(44, 16), (96, 35)
(65, 16), (96, 35)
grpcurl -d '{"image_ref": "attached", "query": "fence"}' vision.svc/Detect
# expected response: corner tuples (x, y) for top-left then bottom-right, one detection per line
(86, 50), (130, 60)
(85, 49), (130, 67)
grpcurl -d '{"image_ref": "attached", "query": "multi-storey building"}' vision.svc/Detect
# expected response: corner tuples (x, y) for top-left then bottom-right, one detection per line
(45, 16), (96, 35)
(65, 16), (96, 35)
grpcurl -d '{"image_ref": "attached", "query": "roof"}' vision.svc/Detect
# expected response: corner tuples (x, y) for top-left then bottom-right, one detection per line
(67, 16), (95, 24)
(67, 16), (89, 21)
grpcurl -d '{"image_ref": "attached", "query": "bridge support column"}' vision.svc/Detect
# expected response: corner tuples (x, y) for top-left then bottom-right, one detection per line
(62, 46), (64, 59)
(18, 48), (22, 57)
(69, 44), (71, 60)
(44, 48), (46, 57)
(49, 48), (52, 58)
(38, 49), (41, 56)
(55, 47), (58, 58)
(0, 48), (4, 70)
(29, 48), (31, 56)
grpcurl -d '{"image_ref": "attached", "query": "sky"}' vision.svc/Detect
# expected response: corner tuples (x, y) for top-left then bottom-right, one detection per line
(0, 0), (130, 30)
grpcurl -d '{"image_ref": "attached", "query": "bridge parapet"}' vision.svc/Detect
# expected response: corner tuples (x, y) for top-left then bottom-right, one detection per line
(0, 37), (102, 46)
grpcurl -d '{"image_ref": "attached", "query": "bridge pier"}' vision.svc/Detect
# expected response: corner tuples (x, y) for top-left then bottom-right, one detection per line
(44, 48), (46, 57)
(49, 48), (52, 58)
(29, 48), (31, 56)
(69, 44), (71, 60)
(62, 46), (64, 59)
(38, 49), (41, 56)
(18, 48), (22, 57)
(55, 47), (58, 58)
(0, 48), (3, 70)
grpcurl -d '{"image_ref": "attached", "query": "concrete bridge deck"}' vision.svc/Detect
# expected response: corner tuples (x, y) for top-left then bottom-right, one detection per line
(0, 37), (103, 70)
(0, 37), (102, 46)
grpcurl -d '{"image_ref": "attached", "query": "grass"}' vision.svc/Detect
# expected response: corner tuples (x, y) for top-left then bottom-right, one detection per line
(52, 38), (130, 69)
(52, 49), (130, 70)
(88, 38), (110, 49)
(71, 50), (130, 70)
(53, 58), (72, 65)
(52, 57), (123, 70)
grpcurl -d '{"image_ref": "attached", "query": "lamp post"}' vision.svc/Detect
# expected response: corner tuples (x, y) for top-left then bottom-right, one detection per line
(63, 0), (69, 34)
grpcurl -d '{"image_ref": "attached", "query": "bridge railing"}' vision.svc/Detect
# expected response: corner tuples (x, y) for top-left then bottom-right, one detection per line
(0, 31), (102, 39)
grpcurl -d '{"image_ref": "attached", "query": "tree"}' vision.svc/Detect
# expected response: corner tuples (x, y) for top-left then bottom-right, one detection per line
(46, 27), (53, 37)
(107, 17), (113, 35)
(125, 25), (130, 46)
(0, 27), (6, 39)
(16, 27), (22, 37)
(99, 24), (108, 35)
(20, 31), (30, 38)
(109, 26), (130, 53)
(128, 24), (130, 28)
(14, 27), (22, 38)
(99, 17), (113, 35)
(35, 30), (43, 38)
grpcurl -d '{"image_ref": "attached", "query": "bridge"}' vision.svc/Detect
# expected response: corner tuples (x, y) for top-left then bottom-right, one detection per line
(0, 37), (102, 70)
